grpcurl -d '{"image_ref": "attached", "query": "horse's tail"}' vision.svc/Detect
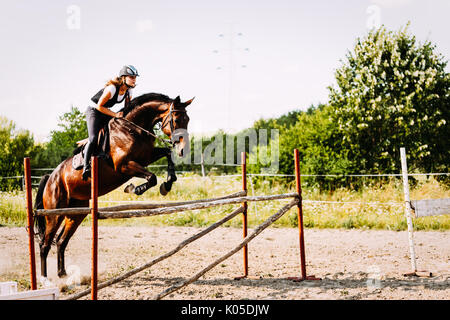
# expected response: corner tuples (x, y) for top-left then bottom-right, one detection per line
(34, 174), (50, 242)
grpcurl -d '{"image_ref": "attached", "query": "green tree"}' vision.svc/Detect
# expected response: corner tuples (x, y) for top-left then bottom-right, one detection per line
(328, 24), (450, 174)
(254, 104), (356, 189)
(39, 106), (88, 167)
(254, 109), (302, 131)
(0, 117), (37, 190)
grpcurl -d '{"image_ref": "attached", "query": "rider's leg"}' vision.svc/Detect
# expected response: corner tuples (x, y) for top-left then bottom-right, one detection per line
(82, 107), (105, 181)
(82, 140), (96, 180)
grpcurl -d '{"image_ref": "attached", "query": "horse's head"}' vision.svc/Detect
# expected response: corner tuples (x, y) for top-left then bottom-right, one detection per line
(122, 93), (194, 157)
(160, 96), (194, 157)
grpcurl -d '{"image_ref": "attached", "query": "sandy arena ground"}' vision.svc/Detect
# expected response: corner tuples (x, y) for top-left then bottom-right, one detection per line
(0, 225), (448, 300)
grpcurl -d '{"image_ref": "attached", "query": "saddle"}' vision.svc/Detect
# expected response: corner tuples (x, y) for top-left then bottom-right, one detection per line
(72, 125), (113, 170)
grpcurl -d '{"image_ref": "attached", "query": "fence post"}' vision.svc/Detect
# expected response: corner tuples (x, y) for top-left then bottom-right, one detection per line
(241, 152), (248, 277)
(289, 149), (320, 281)
(400, 148), (417, 274)
(24, 157), (37, 290)
(91, 156), (99, 300)
(295, 149), (306, 279)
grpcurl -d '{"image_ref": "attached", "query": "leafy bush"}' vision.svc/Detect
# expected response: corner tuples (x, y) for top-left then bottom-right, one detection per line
(328, 24), (449, 176)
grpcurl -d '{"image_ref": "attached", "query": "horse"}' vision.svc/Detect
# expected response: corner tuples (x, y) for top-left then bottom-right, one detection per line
(34, 93), (193, 278)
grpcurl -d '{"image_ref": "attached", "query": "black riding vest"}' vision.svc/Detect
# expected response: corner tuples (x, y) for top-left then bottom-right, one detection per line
(91, 85), (129, 109)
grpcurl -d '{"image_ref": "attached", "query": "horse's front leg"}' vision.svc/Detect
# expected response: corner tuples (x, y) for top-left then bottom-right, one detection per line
(121, 160), (157, 195)
(149, 147), (177, 196)
(160, 151), (177, 196)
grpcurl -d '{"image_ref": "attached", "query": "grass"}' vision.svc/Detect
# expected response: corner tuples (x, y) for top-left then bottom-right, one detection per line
(1, 174), (449, 231)
(0, 190), (29, 227)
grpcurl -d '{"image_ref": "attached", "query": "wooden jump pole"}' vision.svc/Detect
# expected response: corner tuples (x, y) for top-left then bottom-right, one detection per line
(241, 151), (249, 278)
(95, 193), (297, 219)
(289, 149), (320, 281)
(154, 198), (300, 300)
(34, 191), (247, 216)
(65, 206), (245, 300)
(24, 157), (37, 290)
(91, 156), (98, 300)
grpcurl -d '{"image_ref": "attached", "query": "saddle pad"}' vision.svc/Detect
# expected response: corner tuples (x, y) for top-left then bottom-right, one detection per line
(72, 148), (85, 171)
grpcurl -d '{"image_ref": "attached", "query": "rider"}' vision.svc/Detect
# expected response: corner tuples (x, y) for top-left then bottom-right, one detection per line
(82, 65), (139, 180)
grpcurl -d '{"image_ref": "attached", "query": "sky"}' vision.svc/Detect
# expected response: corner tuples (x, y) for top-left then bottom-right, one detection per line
(0, 0), (449, 142)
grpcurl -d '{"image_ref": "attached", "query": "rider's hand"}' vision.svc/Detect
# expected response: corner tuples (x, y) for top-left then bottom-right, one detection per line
(115, 112), (123, 118)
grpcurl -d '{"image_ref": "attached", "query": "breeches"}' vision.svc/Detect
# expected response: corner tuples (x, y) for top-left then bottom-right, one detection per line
(85, 106), (111, 146)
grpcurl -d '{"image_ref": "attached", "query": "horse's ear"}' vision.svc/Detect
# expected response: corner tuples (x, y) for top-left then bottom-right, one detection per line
(184, 97), (195, 107)
(174, 96), (181, 104)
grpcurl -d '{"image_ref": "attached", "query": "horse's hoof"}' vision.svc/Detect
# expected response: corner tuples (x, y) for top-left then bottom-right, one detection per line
(39, 276), (52, 287)
(160, 183), (168, 196)
(58, 270), (67, 278)
(124, 183), (135, 193)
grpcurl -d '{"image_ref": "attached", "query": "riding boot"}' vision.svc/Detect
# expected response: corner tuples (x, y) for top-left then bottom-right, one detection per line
(82, 142), (95, 181)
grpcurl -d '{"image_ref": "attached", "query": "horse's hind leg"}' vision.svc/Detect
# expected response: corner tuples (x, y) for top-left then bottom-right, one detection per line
(56, 200), (88, 277)
(40, 215), (65, 278)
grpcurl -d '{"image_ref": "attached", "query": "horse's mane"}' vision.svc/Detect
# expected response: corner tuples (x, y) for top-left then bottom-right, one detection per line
(121, 93), (173, 116)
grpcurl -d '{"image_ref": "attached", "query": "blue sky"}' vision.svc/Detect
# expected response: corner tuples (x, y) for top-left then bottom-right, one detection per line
(0, 0), (449, 141)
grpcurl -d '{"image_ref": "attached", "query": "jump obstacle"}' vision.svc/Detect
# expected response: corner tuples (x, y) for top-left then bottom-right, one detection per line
(24, 149), (319, 300)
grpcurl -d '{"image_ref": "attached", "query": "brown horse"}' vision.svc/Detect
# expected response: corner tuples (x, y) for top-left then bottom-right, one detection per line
(34, 93), (193, 278)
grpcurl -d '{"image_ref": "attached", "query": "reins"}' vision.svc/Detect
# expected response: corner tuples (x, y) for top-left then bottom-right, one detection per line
(117, 117), (173, 148)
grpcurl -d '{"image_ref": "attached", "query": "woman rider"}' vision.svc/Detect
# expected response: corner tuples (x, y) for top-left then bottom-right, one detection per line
(82, 65), (139, 180)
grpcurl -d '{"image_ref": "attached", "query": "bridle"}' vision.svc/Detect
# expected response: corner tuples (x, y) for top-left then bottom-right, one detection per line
(160, 102), (187, 141)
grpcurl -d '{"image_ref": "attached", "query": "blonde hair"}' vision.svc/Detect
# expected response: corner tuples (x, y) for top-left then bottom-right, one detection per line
(105, 76), (125, 87)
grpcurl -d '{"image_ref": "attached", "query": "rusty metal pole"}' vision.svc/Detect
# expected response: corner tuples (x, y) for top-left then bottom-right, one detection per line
(24, 157), (37, 290)
(234, 151), (248, 280)
(289, 149), (320, 282)
(242, 152), (248, 277)
(91, 156), (98, 300)
(294, 149), (307, 279)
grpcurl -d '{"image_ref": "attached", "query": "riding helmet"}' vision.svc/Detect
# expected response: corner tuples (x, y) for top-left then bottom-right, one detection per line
(119, 65), (139, 77)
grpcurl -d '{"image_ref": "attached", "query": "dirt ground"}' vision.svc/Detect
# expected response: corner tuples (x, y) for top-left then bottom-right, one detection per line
(0, 225), (448, 300)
